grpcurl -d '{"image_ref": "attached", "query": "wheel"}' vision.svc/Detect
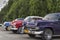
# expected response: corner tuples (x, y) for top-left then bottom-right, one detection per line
(12, 30), (17, 33)
(7, 26), (11, 31)
(28, 34), (36, 38)
(41, 28), (53, 40)
(17, 27), (24, 34)
(5, 26), (11, 31)
(5, 26), (9, 31)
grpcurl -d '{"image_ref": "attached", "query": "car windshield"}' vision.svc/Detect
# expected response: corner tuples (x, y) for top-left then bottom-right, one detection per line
(24, 16), (42, 21)
(24, 17), (31, 22)
(43, 13), (60, 20)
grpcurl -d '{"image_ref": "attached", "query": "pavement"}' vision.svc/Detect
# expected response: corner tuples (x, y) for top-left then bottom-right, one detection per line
(0, 27), (60, 40)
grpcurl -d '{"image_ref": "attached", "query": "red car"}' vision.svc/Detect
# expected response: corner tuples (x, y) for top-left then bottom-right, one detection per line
(11, 18), (24, 33)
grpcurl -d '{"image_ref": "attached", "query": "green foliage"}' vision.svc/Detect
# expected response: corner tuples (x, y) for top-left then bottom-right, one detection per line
(0, 0), (14, 22)
(0, 0), (60, 22)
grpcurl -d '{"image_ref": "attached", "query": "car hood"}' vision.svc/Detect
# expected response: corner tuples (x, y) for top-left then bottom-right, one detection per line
(26, 20), (56, 27)
(11, 20), (23, 25)
(36, 20), (56, 23)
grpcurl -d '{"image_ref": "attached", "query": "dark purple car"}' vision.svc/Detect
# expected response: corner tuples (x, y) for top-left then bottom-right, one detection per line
(24, 13), (60, 40)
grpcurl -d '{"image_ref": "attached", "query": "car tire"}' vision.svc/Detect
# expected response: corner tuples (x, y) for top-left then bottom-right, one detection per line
(41, 28), (53, 40)
(7, 26), (11, 31)
(28, 34), (36, 38)
(12, 30), (17, 33)
(17, 27), (23, 34)
(5, 26), (9, 31)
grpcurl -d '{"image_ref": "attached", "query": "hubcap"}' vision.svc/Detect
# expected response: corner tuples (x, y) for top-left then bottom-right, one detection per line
(19, 27), (24, 33)
(44, 29), (52, 40)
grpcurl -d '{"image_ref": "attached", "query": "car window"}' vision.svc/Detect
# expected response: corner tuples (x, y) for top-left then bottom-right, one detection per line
(57, 15), (60, 20)
(43, 13), (60, 20)
(58, 18), (60, 20)
(24, 17), (32, 22)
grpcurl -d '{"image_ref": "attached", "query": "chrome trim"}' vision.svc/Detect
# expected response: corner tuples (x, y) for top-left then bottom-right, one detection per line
(11, 28), (18, 30)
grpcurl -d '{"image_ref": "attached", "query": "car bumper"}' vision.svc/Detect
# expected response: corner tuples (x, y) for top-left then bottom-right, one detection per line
(30, 31), (43, 34)
(24, 29), (43, 35)
(11, 28), (18, 30)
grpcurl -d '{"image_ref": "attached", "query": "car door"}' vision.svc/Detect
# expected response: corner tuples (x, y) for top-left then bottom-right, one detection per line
(54, 15), (60, 35)
(57, 17), (60, 34)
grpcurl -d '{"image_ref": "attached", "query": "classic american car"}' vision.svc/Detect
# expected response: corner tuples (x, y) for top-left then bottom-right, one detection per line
(24, 16), (43, 32)
(3, 22), (11, 31)
(24, 16), (42, 32)
(24, 13), (60, 40)
(11, 18), (24, 33)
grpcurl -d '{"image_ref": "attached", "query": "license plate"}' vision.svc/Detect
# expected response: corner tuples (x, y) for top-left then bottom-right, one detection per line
(24, 29), (29, 33)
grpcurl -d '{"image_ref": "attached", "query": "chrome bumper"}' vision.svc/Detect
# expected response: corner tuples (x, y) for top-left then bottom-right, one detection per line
(30, 31), (43, 34)
(24, 30), (43, 34)
(11, 28), (18, 30)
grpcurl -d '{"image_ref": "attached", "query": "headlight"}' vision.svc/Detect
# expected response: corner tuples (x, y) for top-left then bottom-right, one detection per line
(13, 23), (16, 25)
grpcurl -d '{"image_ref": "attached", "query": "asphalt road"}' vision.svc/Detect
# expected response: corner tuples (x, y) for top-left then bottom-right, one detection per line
(0, 27), (60, 40)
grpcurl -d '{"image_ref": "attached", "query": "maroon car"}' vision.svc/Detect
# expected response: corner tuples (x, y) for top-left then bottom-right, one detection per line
(11, 18), (24, 33)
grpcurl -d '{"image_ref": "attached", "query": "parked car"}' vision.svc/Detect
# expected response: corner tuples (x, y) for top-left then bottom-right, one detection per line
(24, 13), (60, 40)
(24, 16), (43, 32)
(11, 16), (42, 34)
(3, 22), (11, 31)
(11, 18), (24, 33)
(24, 16), (43, 26)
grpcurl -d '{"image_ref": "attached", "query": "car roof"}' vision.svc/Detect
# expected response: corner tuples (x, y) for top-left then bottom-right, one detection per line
(27, 16), (43, 18)
(48, 13), (60, 15)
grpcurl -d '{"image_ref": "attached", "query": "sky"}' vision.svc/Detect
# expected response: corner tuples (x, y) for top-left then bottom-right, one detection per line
(0, 0), (9, 11)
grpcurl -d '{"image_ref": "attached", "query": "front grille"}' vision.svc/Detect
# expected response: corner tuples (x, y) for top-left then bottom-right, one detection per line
(11, 25), (16, 28)
(25, 27), (39, 31)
